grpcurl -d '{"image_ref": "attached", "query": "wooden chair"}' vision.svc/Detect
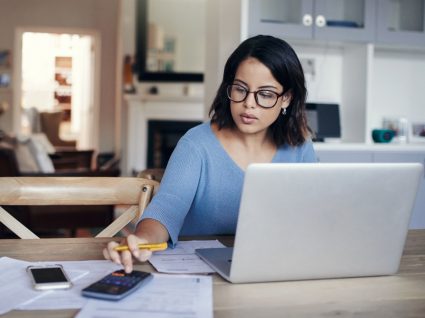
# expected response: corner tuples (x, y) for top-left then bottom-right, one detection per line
(0, 177), (159, 239)
(137, 168), (165, 182)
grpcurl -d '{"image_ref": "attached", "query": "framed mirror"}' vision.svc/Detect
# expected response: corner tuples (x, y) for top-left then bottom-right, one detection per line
(136, 0), (205, 82)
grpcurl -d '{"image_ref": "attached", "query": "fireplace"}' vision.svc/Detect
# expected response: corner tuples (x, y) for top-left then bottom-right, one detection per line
(147, 120), (202, 168)
(125, 95), (204, 175)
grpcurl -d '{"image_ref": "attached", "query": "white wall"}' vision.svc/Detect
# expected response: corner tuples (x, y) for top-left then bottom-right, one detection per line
(204, 0), (245, 118)
(369, 49), (425, 139)
(292, 43), (344, 104)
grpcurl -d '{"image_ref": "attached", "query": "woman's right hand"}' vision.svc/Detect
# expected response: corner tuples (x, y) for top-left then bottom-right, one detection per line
(103, 234), (153, 273)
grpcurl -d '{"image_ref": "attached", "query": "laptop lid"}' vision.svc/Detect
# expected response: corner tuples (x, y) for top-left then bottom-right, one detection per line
(197, 163), (423, 283)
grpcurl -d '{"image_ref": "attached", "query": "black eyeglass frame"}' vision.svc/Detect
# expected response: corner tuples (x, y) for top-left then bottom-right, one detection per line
(226, 84), (286, 109)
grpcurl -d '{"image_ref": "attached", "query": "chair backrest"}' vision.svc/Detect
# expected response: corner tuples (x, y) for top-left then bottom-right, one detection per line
(137, 168), (165, 182)
(0, 177), (159, 239)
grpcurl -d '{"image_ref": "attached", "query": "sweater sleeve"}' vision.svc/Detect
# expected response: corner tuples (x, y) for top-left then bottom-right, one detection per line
(139, 137), (202, 246)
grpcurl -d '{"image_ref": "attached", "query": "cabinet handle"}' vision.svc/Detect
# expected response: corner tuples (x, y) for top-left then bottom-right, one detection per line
(302, 14), (313, 26)
(315, 15), (326, 27)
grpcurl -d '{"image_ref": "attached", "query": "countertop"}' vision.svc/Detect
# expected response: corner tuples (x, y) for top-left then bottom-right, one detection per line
(313, 142), (425, 152)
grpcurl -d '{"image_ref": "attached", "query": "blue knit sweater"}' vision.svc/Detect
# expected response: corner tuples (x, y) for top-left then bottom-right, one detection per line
(140, 121), (316, 245)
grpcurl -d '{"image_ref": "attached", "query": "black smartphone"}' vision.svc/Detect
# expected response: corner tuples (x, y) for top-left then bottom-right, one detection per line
(27, 265), (72, 290)
(81, 270), (153, 301)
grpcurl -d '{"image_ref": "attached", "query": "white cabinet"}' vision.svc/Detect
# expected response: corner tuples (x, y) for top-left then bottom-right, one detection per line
(314, 144), (425, 229)
(248, 0), (425, 47)
(248, 0), (376, 42)
(376, 0), (425, 47)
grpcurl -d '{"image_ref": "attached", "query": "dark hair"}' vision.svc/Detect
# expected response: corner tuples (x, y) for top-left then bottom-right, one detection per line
(209, 35), (310, 146)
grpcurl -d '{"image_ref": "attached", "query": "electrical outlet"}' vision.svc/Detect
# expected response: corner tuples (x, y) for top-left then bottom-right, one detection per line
(300, 58), (315, 76)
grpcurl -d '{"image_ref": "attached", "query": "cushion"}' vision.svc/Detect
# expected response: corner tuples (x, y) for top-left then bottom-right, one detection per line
(15, 140), (40, 173)
(31, 133), (55, 154)
(27, 136), (55, 173)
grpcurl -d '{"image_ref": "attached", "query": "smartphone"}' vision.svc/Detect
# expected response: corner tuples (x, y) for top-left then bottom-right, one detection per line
(81, 270), (153, 301)
(27, 264), (72, 290)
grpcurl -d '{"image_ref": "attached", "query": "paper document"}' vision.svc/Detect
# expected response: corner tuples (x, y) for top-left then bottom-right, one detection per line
(76, 273), (213, 318)
(0, 257), (121, 314)
(17, 260), (121, 310)
(149, 240), (225, 274)
(0, 257), (84, 314)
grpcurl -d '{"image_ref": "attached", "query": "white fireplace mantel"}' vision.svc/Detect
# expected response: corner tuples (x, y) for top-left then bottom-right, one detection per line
(125, 95), (205, 175)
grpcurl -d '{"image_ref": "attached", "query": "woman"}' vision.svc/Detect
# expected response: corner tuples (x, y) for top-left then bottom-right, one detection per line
(104, 35), (316, 272)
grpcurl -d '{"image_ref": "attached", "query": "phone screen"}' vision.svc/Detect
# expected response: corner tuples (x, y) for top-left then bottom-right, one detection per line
(30, 267), (68, 283)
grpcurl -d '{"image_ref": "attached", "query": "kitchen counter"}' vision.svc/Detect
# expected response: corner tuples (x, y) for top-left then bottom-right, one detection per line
(313, 142), (425, 153)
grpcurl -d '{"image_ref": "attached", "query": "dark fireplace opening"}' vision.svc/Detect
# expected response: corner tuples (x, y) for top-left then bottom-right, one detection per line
(147, 120), (202, 168)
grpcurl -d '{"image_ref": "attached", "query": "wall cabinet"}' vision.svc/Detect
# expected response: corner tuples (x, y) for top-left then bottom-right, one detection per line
(315, 144), (425, 229)
(248, 0), (376, 43)
(376, 0), (425, 46)
(248, 0), (425, 47)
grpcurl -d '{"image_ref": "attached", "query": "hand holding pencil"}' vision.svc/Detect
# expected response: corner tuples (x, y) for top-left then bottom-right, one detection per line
(114, 242), (168, 252)
(103, 234), (166, 273)
(103, 219), (170, 273)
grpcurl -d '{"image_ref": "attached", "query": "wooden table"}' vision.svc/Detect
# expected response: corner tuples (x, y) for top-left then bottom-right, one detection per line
(0, 230), (424, 317)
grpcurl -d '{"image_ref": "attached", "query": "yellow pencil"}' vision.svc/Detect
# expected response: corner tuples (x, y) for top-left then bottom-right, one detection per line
(114, 242), (168, 252)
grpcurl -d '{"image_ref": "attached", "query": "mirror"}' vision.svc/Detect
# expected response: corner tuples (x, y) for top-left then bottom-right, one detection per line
(136, 0), (206, 82)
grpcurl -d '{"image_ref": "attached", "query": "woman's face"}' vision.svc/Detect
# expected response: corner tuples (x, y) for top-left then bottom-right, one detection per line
(229, 57), (291, 137)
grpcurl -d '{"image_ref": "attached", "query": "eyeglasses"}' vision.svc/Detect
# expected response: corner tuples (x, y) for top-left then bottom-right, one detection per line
(226, 84), (285, 108)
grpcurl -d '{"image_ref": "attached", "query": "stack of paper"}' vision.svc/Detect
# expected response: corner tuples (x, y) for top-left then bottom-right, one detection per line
(0, 240), (220, 317)
(76, 274), (213, 318)
(0, 257), (121, 314)
(148, 240), (225, 274)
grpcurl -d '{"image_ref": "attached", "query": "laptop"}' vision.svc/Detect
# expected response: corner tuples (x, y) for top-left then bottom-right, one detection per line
(196, 163), (423, 283)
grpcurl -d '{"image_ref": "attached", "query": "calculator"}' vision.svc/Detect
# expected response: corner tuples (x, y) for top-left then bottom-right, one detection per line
(81, 270), (153, 301)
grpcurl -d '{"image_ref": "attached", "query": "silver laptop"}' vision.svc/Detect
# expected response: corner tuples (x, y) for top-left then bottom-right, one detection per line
(196, 163), (423, 283)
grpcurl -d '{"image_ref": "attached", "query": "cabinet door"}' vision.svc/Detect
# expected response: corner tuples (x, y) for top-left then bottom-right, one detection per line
(248, 0), (314, 39)
(314, 0), (376, 42)
(373, 152), (425, 229)
(376, 0), (425, 46)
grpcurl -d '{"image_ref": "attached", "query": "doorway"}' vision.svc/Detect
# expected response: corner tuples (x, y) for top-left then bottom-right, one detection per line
(15, 29), (100, 150)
